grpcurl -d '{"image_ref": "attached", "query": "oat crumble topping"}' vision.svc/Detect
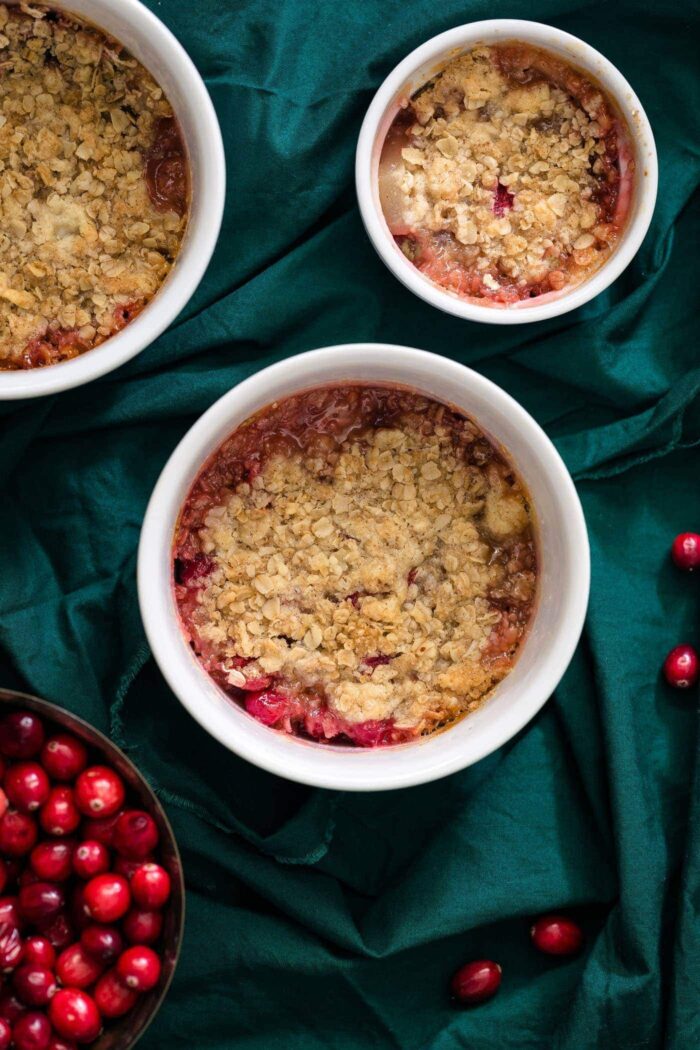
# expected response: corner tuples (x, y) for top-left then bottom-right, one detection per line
(0, 4), (187, 369)
(174, 387), (537, 746)
(379, 43), (633, 303)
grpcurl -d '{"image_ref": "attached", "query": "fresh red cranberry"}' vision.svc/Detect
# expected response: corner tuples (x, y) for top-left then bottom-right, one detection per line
(0, 897), (21, 928)
(23, 938), (55, 969)
(19, 883), (65, 924)
(74, 767), (125, 819)
(39, 789), (80, 839)
(49, 989), (101, 1043)
(530, 914), (583, 955)
(12, 1011), (52, 1050)
(37, 913), (74, 953)
(0, 990), (26, 1023)
(13, 964), (57, 1007)
(113, 854), (151, 880)
(122, 907), (163, 946)
(0, 922), (24, 971)
(450, 960), (502, 1005)
(48, 1038), (77, 1050)
(30, 842), (74, 883)
(244, 691), (289, 726)
(81, 812), (122, 848)
(0, 1018), (9, 1050)
(40, 735), (87, 783)
(68, 886), (90, 934)
(130, 863), (171, 910)
(663, 644), (699, 688)
(0, 861), (8, 896)
(0, 714), (45, 761)
(112, 810), (159, 859)
(80, 925), (123, 965)
(93, 969), (138, 1019)
(0, 810), (38, 856)
(5, 764), (50, 814)
(671, 532), (700, 571)
(18, 870), (40, 888)
(82, 874), (130, 923)
(72, 842), (109, 881)
(56, 944), (103, 989)
(116, 945), (161, 991)
(0, 790), (7, 821)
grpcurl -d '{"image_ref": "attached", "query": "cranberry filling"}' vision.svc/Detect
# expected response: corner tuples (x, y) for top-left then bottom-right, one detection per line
(174, 554), (214, 587)
(144, 117), (188, 217)
(493, 182), (514, 216)
(243, 690), (415, 747)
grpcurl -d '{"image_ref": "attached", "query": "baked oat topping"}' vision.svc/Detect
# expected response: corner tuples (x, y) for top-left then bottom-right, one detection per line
(379, 43), (633, 303)
(174, 386), (537, 747)
(0, 4), (188, 370)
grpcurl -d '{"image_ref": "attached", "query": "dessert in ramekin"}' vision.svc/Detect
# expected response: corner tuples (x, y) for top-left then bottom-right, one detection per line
(0, 0), (224, 399)
(357, 20), (657, 324)
(173, 385), (537, 747)
(139, 345), (589, 791)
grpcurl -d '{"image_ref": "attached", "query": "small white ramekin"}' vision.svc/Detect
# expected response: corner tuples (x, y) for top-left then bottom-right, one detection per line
(0, 0), (225, 400)
(356, 19), (657, 325)
(138, 344), (590, 792)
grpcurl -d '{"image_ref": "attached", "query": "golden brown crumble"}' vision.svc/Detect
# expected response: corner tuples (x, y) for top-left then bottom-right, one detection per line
(0, 4), (187, 369)
(175, 388), (537, 739)
(380, 43), (631, 302)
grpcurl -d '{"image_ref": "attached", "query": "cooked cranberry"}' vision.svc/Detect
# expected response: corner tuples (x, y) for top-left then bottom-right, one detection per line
(450, 959), (502, 1005)
(0, 897), (21, 928)
(130, 863), (171, 910)
(493, 181), (515, 216)
(72, 841), (109, 881)
(116, 945), (161, 992)
(113, 854), (151, 880)
(74, 767), (125, 819)
(93, 969), (138, 1019)
(244, 691), (289, 727)
(5, 764), (50, 814)
(0, 1018), (9, 1050)
(23, 938), (55, 969)
(112, 810), (159, 859)
(0, 810), (38, 856)
(12, 1011), (52, 1050)
(40, 736), (87, 784)
(80, 925), (123, 965)
(37, 913), (74, 953)
(49, 989), (101, 1043)
(30, 842), (74, 883)
(13, 964), (57, 1007)
(19, 883), (65, 924)
(0, 714), (45, 761)
(530, 914), (583, 955)
(0, 922), (24, 971)
(0, 990), (26, 1023)
(56, 944), (103, 989)
(174, 553), (214, 586)
(663, 644), (699, 688)
(122, 907), (163, 946)
(82, 874), (130, 923)
(81, 812), (122, 848)
(39, 789), (80, 838)
(671, 532), (700, 571)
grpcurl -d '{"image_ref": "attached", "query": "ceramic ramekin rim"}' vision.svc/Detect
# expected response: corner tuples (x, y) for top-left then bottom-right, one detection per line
(0, 0), (226, 400)
(137, 344), (590, 791)
(355, 18), (658, 325)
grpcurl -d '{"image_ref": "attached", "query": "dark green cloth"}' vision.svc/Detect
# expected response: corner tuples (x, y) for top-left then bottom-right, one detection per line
(1, 0), (699, 1046)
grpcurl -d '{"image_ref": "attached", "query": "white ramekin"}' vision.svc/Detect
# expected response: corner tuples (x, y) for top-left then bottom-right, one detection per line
(0, 0), (225, 400)
(356, 19), (657, 325)
(138, 344), (590, 792)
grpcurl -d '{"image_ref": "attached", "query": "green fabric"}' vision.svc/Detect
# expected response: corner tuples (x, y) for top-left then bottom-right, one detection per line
(1, 0), (699, 1046)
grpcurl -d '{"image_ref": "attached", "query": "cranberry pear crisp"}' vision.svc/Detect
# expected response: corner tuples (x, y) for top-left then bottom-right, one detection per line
(0, 4), (187, 370)
(174, 386), (537, 747)
(379, 42), (633, 303)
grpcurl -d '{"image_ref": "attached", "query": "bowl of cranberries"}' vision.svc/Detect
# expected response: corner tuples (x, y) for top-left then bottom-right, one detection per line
(0, 689), (184, 1050)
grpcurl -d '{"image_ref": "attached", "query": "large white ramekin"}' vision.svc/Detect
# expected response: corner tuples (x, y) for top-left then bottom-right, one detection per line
(138, 344), (590, 792)
(0, 0), (225, 400)
(356, 19), (657, 325)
